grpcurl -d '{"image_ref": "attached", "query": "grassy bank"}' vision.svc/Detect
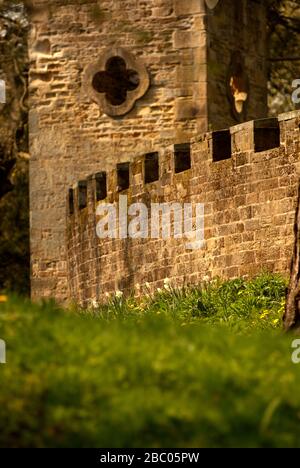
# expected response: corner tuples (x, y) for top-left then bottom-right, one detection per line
(0, 274), (299, 448)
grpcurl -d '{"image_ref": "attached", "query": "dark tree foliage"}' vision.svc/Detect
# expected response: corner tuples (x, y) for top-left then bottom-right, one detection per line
(0, 164), (29, 295)
(267, 0), (300, 114)
(0, 1), (28, 189)
(0, 1), (29, 294)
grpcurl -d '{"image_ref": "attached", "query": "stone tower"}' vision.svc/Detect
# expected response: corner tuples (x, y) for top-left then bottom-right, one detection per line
(29, 0), (268, 301)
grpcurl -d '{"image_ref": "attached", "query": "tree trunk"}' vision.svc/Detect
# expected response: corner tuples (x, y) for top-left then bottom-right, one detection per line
(284, 182), (300, 331)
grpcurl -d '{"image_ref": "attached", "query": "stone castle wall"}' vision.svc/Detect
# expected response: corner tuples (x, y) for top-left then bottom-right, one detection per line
(207, 0), (267, 129)
(29, 0), (208, 301)
(29, 0), (268, 301)
(66, 111), (300, 305)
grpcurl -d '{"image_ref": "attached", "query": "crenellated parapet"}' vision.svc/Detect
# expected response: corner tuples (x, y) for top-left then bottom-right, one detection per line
(29, 0), (270, 302)
(66, 111), (300, 305)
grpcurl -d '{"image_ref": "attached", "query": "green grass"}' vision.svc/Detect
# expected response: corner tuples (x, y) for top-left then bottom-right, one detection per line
(1, 273), (299, 448)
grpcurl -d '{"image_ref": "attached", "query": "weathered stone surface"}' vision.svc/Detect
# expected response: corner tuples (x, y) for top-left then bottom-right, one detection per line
(174, 0), (204, 16)
(66, 112), (300, 306)
(175, 98), (206, 120)
(173, 31), (205, 49)
(29, 0), (269, 302)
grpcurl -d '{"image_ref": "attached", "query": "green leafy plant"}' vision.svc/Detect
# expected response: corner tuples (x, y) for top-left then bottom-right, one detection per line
(1, 274), (298, 448)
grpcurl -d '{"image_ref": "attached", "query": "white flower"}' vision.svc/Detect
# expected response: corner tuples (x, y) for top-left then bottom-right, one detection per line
(164, 278), (171, 290)
(203, 275), (210, 282)
(157, 288), (162, 294)
(105, 292), (110, 298)
(89, 299), (98, 308)
(145, 282), (150, 289)
(136, 283), (141, 291)
(115, 290), (123, 299)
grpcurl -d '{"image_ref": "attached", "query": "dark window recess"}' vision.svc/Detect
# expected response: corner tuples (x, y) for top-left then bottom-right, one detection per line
(95, 172), (107, 201)
(69, 188), (74, 215)
(212, 130), (232, 162)
(145, 152), (159, 184)
(117, 163), (130, 191)
(174, 143), (191, 174)
(254, 120), (280, 152)
(92, 56), (140, 106)
(78, 181), (87, 210)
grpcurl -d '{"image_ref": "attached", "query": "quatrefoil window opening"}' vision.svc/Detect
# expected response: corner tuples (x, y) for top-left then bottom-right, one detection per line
(92, 56), (140, 106)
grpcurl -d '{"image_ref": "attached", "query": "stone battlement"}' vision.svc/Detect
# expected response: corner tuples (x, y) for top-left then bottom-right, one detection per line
(66, 111), (300, 305)
(28, 0), (283, 303)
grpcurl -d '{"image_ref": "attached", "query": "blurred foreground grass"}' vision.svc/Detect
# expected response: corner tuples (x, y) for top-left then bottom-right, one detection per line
(0, 273), (299, 448)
